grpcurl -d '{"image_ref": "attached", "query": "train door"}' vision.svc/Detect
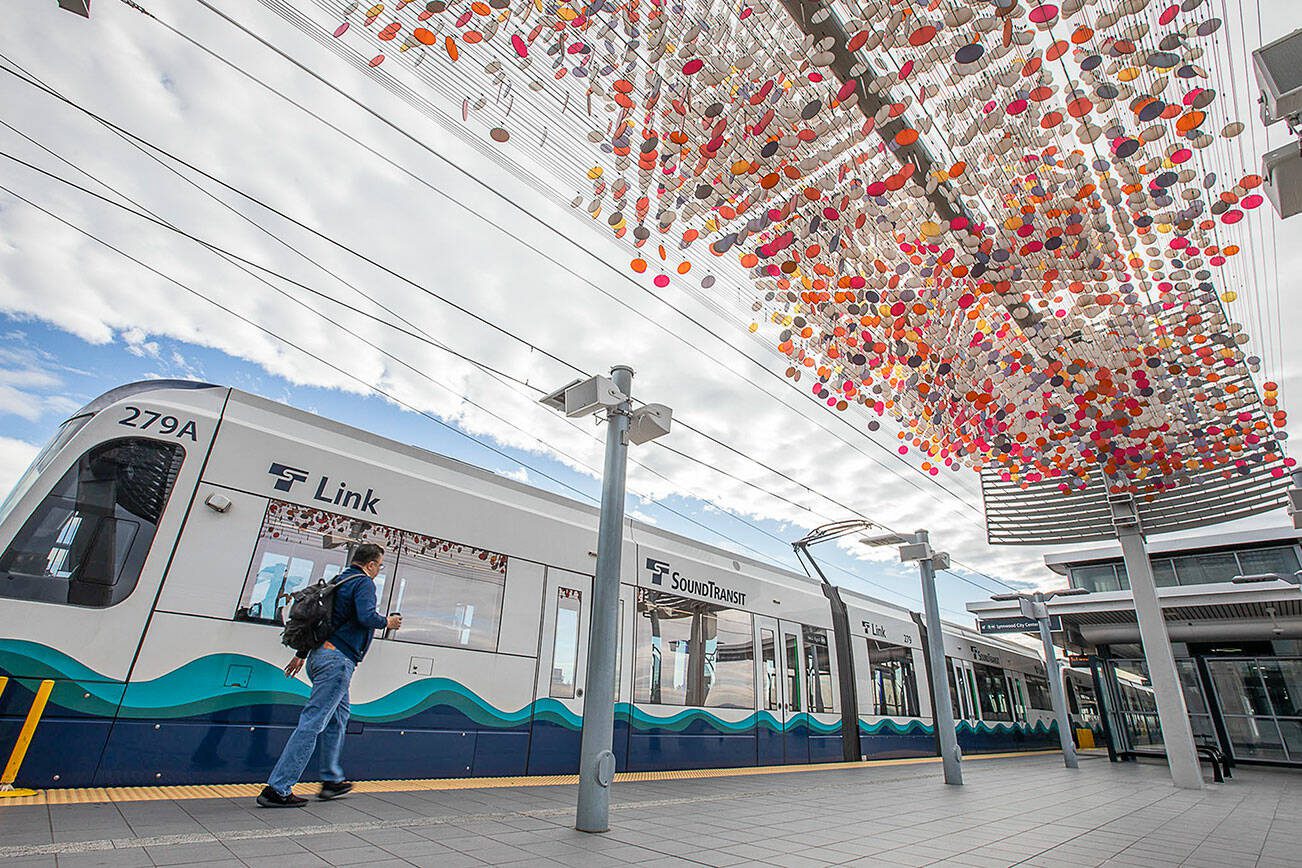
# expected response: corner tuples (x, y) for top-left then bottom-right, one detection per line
(528, 566), (592, 774)
(1007, 674), (1028, 723)
(781, 621), (811, 764)
(754, 616), (785, 765)
(954, 660), (979, 722)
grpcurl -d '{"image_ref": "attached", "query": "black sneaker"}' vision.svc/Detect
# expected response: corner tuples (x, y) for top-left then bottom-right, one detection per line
(256, 785), (308, 808)
(318, 780), (353, 800)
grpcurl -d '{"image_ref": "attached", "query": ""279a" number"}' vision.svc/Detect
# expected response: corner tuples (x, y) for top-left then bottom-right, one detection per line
(120, 406), (198, 441)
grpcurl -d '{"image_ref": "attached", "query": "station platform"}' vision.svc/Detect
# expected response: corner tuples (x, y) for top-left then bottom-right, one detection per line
(0, 750), (1296, 867)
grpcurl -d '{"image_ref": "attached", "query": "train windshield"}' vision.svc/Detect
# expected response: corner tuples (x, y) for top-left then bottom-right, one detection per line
(0, 415), (91, 531)
(0, 437), (184, 607)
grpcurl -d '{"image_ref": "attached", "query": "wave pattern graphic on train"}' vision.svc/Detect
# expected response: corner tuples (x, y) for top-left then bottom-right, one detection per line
(0, 381), (1058, 788)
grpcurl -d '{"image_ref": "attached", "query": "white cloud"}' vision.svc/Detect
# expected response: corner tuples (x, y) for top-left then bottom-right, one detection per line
(0, 437), (39, 495)
(0, 0), (1295, 613)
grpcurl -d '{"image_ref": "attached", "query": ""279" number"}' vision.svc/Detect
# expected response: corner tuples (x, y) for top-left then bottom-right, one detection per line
(119, 406), (198, 441)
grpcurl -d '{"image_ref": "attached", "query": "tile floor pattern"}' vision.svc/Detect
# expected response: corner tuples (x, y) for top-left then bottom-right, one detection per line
(0, 753), (1297, 867)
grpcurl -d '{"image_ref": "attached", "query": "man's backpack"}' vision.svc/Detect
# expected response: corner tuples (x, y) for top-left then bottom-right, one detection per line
(281, 572), (355, 655)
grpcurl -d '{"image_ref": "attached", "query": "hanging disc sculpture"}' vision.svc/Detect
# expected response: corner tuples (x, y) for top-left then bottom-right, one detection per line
(319, 0), (1291, 544)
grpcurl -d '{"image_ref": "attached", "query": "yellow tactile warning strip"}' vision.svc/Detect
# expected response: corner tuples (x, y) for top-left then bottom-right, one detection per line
(0, 749), (1062, 807)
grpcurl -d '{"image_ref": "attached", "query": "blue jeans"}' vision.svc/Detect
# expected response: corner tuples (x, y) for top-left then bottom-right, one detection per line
(267, 647), (354, 795)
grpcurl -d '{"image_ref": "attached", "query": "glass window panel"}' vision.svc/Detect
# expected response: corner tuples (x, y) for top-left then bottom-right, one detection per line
(1115, 563), (1131, 590)
(550, 588), (581, 699)
(761, 628), (779, 711)
(1172, 552), (1240, 586)
(1152, 559), (1179, 587)
(1277, 719), (1302, 764)
(1070, 564), (1120, 593)
(1236, 547), (1302, 578)
(704, 608), (755, 709)
(1223, 714), (1288, 761)
(0, 438), (183, 608)
(946, 663), (963, 718)
(866, 640), (919, 717)
(633, 590), (754, 708)
(1026, 676), (1053, 711)
(392, 533), (507, 651)
(1208, 660), (1273, 717)
(1257, 659), (1302, 718)
(1176, 659), (1209, 715)
(973, 663), (1013, 721)
(803, 626), (835, 713)
(237, 501), (394, 624)
(785, 632), (802, 712)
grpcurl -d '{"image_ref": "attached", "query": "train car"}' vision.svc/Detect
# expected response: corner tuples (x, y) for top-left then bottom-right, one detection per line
(0, 380), (1057, 787)
(942, 628), (1060, 754)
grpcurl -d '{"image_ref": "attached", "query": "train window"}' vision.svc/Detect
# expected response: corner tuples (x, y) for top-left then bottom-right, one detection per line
(802, 626), (836, 713)
(946, 664), (963, 719)
(1026, 676), (1054, 711)
(633, 590), (754, 708)
(865, 639), (918, 717)
(0, 438), (183, 608)
(973, 664), (1013, 721)
(760, 628), (778, 711)
(550, 588), (581, 699)
(388, 532), (508, 652)
(236, 501), (396, 624)
(1008, 677), (1027, 722)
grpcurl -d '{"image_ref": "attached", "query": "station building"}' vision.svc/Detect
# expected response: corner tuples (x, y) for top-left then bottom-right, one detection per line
(968, 527), (1302, 768)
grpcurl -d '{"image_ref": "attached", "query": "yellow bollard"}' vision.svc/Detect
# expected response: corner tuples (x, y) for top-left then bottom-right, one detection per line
(0, 678), (54, 798)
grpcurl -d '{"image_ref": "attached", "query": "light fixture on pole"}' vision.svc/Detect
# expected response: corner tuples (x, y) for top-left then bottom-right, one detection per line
(862, 528), (961, 785)
(989, 588), (1089, 770)
(539, 368), (671, 834)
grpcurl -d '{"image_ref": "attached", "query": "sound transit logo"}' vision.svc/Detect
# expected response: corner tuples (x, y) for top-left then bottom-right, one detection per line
(644, 557), (746, 606)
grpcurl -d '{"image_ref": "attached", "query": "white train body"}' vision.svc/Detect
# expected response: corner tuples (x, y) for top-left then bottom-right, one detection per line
(0, 382), (1057, 786)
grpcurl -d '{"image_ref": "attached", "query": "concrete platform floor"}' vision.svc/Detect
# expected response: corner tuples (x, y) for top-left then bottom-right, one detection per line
(0, 752), (1296, 867)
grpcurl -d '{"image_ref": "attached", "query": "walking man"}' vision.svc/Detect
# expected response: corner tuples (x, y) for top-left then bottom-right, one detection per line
(257, 543), (401, 807)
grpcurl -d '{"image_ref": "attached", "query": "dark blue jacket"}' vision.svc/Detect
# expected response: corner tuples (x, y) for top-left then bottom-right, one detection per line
(326, 567), (388, 663)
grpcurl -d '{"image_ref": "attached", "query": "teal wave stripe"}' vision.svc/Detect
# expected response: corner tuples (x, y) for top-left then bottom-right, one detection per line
(859, 717), (935, 737)
(0, 642), (847, 736)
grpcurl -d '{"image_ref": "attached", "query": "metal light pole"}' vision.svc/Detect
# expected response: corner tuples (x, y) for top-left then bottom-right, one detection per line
(912, 530), (963, 785)
(991, 589), (1085, 769)
(575, 365), (631, 833)
(540, 367), (672, 833)
(863, 528), (961, 784)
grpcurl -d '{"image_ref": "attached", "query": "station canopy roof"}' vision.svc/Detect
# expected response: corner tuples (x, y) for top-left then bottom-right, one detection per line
(301, 0), (1290, 543)
(968, 579), (1302, 645)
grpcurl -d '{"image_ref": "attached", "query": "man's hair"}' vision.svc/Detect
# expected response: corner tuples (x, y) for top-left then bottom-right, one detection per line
(352, 542), (384, 567)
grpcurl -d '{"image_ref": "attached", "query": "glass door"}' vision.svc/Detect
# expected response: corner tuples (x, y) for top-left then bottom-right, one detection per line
(780, 623), (810, 764)
(754, 617), (784, 765)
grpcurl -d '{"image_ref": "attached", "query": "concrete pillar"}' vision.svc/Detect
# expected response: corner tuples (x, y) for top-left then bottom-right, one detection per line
(1109, 495), (1203, 789)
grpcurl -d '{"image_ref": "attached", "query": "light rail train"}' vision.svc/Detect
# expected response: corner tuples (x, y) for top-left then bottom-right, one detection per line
(0, 381), (1058, 787)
